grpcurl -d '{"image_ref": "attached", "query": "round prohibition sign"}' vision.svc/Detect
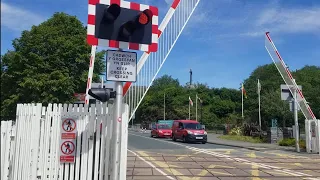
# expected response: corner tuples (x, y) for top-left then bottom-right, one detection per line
(62, 118), (76, 132)
(61, 141), (75, 155)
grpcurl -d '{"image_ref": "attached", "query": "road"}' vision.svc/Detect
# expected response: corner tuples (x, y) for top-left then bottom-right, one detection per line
(127, 130), (320, 180)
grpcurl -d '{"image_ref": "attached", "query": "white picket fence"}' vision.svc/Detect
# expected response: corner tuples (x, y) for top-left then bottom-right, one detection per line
(1, 103), (129, 180)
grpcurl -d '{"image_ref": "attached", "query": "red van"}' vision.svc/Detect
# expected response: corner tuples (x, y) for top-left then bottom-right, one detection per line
(171, 120), (207, 144)
(151, 124), (172, 138)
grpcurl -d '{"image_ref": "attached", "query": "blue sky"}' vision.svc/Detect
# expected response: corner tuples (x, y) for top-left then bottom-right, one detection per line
(1, 0), (320, 89)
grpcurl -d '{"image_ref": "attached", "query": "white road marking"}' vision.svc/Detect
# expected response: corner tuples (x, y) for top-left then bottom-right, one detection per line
(129, 133), (313, 177)
(127, 149), (175, 180)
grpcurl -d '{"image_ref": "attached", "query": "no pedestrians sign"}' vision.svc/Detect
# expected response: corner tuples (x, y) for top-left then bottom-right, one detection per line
(61, 118), (77, 139)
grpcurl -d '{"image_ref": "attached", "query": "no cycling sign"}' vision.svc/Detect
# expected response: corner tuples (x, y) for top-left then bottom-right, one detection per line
(60, 140), (76, 163)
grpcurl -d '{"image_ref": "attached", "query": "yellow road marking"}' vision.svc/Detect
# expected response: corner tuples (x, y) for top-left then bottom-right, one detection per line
(245, 152), (263, 180)
(208, 164), (235, 169)
(196, 163), (237, 177)
(246, 151), (257, 158)
(176, 151), (202, 161)
(136, 151), (198, 180)
(294, 163), (302, 166)
(209, 167), (233, 176)
(266, 152), (306, 159)
(224, 150), (231, 154)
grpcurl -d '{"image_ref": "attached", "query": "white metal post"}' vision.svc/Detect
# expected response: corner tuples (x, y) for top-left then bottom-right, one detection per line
(293, 86), (300, 152)
(317, 119), (320, 155)
(196, 94), (198, 121)
(258, 79), (261, 133)
(110, 82), (123, 180)
(242, 83), (244, 118)
(189, 101), (191, 120)
(164, 92), (166, 120)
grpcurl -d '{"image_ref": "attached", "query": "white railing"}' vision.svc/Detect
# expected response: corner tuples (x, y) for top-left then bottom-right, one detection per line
(1, 103), (128, 180)
(1, 120), (16, 180)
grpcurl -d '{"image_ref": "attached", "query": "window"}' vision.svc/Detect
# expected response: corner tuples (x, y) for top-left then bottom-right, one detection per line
(157, 125), (170, 129)
(184, 123), (202, 130)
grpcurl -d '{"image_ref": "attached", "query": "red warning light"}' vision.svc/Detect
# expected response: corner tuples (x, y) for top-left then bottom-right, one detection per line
(139, 13), (149, 25)
(138, 9), (152, 25)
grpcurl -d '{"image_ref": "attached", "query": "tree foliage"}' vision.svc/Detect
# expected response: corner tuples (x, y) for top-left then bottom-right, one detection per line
(135, 64), (320, 130)
(1, 12), (105, 118)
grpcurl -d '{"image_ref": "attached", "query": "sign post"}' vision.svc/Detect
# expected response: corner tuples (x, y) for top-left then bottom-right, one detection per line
(60, 117), (77, 163)
(293, 85), (300, 152)
(107, 49), (137, 179)
(280, 82), (302, 152)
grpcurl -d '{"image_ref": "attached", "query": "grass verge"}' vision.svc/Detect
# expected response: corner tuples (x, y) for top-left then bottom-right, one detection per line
(218, 135), (265, 143)
(278, 138), (306, 149)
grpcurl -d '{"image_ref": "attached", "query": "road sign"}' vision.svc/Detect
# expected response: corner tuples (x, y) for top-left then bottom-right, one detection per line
(60, 139), (76, 163)
(106, 50), (137, 82)
(61, 118), (77, 139)
(271, 119), (278, 127)
(280, 84), (302, 101)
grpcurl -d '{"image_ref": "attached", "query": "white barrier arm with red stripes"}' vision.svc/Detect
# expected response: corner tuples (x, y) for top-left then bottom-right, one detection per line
(265, 32), (316, 120)
(123, 0), (201, 121)
(85, 45), (97, 104)
(122, 0), (181, 95)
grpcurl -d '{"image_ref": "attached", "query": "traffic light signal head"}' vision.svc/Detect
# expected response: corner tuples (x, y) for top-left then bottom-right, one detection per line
(102, 4), (121, 23)
(119, 9), (153, 39)
(88, 88), (113, 102)
(87, 0), (158, 52)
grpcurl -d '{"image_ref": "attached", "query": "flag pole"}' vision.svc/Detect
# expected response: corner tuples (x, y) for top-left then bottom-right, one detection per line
(164, 92), (166, 120)
(189, 97), (191, 120)
(242, 83), (244, 118)
(258, 79), (261, 133)
(196, 94), (198, 121)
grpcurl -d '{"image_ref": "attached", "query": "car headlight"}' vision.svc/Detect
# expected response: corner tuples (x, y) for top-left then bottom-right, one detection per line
(159, 130), (163, 133)
(204, 131), (207, 135)
(187, 131), (193, 134)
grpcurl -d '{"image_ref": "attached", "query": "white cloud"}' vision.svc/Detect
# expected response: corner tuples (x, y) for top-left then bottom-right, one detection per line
(245, 6), (320, 37)
(1, 2), (45, 32)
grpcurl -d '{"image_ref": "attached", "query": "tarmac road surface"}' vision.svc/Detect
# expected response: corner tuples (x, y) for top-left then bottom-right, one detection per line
(127, 130), (320, 180)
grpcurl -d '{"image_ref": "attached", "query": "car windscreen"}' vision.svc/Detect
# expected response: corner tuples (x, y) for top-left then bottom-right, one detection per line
(157, 125), (170, 129)
(184, 123), (202, 130)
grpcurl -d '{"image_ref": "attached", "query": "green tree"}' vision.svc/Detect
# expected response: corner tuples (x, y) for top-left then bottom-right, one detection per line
(1, 12), (105, 119)
(242, 64), (320, 129)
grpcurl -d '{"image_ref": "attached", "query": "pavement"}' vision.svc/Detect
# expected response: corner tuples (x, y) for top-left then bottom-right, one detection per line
(127, 130), (320, 180)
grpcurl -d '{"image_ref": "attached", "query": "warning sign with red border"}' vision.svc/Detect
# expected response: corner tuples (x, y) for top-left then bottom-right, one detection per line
(60, 139), (76, 163)
(61, 118), (77, 139)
